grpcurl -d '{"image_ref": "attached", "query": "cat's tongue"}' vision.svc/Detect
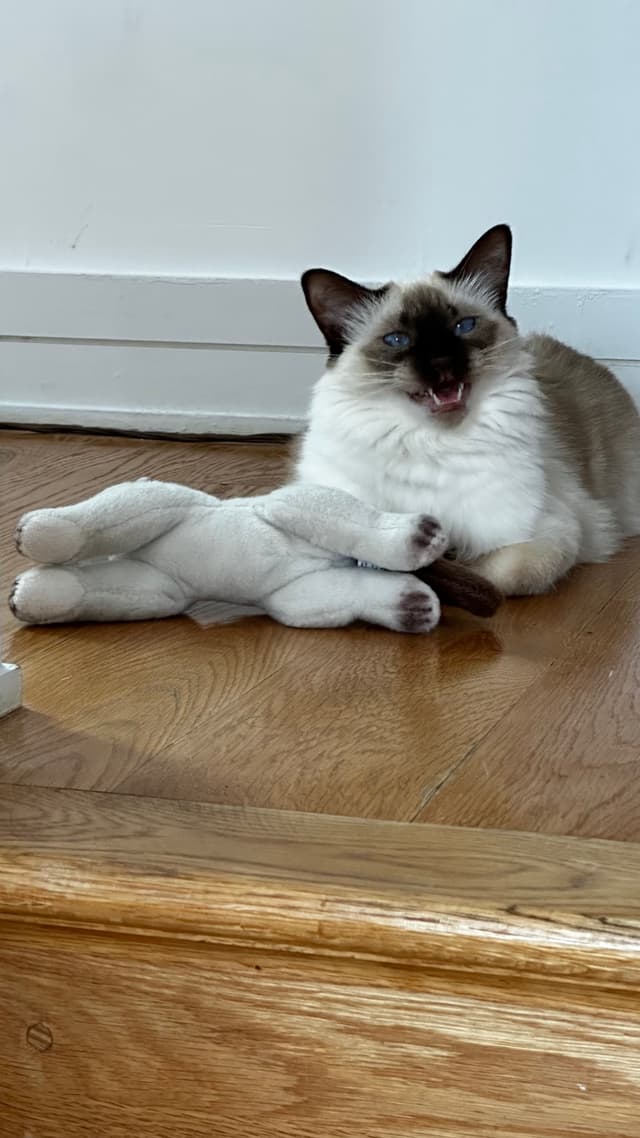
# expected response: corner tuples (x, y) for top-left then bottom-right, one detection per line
(413, 378), (467, 415)
(409, 377), (466, 414)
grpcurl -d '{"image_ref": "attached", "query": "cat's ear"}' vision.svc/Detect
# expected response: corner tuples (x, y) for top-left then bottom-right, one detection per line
(440, 224), (512, 314)
(301, 269), (388, 356)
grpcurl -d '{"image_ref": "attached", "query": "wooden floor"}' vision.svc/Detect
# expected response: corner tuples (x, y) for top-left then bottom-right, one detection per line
(2, 428), (640, 841)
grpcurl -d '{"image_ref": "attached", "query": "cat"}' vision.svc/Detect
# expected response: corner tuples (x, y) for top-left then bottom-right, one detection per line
(294, 224), (640, 595)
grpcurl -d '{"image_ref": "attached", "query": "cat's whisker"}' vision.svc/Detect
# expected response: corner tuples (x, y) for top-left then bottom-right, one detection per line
(475, 338), (523, 361)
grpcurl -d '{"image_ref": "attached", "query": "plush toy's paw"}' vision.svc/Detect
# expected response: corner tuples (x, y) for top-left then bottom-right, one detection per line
(16, 510), (85, 564)
(408, 515), (449, 567)
(9, 567), (85, 625)
(392, 583), (441, 634)
(372, 514), (449, 572)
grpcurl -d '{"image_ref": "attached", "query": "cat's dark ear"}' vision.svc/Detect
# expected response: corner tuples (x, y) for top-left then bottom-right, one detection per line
(301, 269), (388, 356)
(440, 224), (512, 314)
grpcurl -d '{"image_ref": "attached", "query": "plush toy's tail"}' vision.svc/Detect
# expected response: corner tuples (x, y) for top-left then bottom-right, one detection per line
(414, 560), (502, 617)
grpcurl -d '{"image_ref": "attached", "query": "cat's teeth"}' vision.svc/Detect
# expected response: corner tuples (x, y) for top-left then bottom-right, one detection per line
(430, 389), (441, 407)
(457, 383), (464, 399)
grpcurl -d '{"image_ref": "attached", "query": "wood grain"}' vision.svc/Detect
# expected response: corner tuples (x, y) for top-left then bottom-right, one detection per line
(2, 786), (640, 1137)
(1, 785), (640, 983)
(3, 925), (640, 1138)
(417, 566), (640, 838)
(3, 429), (640, 834)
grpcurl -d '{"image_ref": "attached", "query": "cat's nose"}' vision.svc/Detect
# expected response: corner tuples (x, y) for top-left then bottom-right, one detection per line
(428, 359), (456, 385)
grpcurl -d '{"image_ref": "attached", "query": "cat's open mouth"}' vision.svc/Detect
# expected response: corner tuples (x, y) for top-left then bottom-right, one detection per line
(410, 380), (470, 415)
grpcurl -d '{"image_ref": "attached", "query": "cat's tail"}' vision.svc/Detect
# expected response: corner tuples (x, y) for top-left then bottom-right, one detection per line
(414, 559), (502, 617)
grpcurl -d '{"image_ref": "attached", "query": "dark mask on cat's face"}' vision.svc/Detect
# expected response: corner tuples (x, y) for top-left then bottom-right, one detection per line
(301, 224), (520, 421)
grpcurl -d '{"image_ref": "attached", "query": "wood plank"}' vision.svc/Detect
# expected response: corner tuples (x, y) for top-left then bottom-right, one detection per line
(111, 621), (543, 816)
(2, 923), (640, 1138)
(1, 785), (640, 1136)
(0, 618), (303, 792)
(126, 548), (640, 817)
(4, 557), (637, 823)
(417, 564), (640, 839)
(1, 785), (640, 982)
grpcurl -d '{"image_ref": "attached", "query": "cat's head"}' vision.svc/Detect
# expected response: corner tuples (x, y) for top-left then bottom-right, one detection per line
(301, 225), (522, 423)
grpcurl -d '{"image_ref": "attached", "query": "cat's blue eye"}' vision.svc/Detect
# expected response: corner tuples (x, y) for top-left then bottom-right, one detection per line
(454, 316), (477, 336)
(382, 331), (411, 349)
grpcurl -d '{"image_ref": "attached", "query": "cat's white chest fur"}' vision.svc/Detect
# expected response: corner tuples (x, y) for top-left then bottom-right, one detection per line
(296, 377), (546, 561)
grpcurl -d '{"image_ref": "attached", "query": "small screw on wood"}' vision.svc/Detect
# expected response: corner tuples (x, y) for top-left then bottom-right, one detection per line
(26, 1023), (53, 1052)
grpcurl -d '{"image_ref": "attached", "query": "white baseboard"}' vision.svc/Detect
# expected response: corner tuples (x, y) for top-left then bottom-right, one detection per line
(0, 403), (305, 437)
(1, 270), (639, 435)
(0, 337), (319, 435)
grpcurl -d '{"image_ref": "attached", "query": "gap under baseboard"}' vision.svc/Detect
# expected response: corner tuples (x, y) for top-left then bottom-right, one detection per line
(0, 420), (295, 445)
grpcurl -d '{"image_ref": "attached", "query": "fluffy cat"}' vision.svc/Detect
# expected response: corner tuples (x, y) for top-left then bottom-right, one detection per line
(295, 225), (640, 595)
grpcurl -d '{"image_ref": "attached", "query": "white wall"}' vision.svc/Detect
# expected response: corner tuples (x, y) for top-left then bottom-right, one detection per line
(1, 0), (639, 432)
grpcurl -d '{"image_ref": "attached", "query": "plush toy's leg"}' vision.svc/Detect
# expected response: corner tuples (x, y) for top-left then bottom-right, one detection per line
(16, 480), (216, 564)
(10, 560), (189, 625)
(256, 485), (447, 571)
(265, 568), (440, 633)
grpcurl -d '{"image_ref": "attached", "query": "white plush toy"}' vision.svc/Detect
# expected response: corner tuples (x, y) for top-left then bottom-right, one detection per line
(10, 480), (450, 634)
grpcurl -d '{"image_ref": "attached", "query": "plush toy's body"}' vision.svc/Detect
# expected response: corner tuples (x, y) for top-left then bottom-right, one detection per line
(11, 480), (459, 633)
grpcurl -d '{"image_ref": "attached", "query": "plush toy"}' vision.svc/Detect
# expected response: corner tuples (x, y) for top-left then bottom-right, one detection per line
(10, 480), (501, 633)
